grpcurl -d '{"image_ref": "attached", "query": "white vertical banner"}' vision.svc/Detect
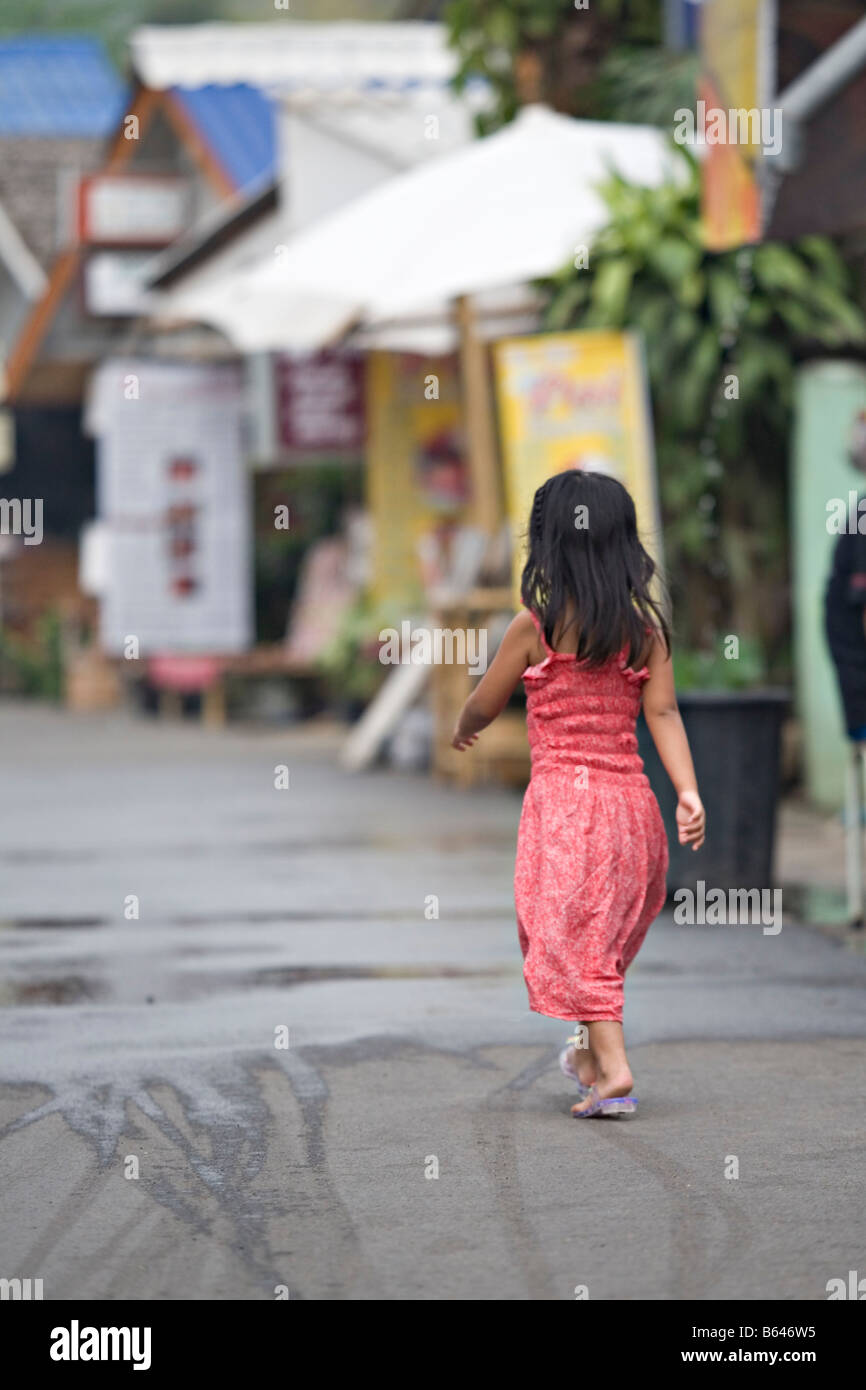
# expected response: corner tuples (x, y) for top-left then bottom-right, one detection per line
(89, 359), (251, 655)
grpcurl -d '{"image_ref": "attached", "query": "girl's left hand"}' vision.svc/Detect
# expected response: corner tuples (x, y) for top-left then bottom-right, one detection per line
(676, 790), (706, 850)
(451, 724), (477, 751)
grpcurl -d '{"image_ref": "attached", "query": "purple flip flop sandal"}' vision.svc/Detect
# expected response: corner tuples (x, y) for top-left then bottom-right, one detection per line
(558, 1045), (592, 1098)
(571, 1085), (638, 1119)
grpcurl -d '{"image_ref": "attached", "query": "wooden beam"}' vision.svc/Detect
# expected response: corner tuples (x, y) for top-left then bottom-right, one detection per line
(455, 294), (502, 539)
(4, 247), (81, 403)
(162, 90), (237, 200)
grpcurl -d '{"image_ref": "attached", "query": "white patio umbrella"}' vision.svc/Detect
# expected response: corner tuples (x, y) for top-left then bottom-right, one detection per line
(161, 106), (675, 538)
(163, 106), (675, 354)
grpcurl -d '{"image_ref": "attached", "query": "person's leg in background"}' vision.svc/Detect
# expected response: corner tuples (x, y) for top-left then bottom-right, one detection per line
(845, 729), (866, 929)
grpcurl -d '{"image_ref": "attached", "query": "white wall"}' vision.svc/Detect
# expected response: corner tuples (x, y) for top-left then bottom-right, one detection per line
(280, 112), (400, 233)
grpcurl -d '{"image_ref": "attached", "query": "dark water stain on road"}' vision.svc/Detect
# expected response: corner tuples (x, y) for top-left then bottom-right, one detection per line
(0, 917), (107, 931)
(2, 906), (509, 930)
(0, 828), (515, 867)
(0, 974), (107, 1005)
(0, 1053), (351, 1294)
(0, 962), (514, 1006)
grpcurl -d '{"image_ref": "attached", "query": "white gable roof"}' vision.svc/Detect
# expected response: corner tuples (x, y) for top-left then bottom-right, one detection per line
(130, 22), (466, 94)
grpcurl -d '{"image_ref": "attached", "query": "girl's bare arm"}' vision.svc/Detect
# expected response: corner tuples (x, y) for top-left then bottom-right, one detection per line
(452, 611), (537, 749)
(642, 632), (706, 850)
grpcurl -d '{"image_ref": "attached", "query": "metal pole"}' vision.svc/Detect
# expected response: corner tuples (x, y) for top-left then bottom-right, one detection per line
(775, 15), (866, 171)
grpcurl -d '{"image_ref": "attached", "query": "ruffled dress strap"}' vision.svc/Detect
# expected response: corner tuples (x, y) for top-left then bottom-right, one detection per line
(522, 602), (555, 656)
(618, 623), (656, 684)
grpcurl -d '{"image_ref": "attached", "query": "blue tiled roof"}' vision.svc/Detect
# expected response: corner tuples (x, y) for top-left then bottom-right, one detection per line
(0, 38), (275, 187)
(0, 35), (127, 136)
(172, 84), (276, 192)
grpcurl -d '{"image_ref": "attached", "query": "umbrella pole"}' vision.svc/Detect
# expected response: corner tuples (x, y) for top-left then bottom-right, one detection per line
(455, 294), (502, 543)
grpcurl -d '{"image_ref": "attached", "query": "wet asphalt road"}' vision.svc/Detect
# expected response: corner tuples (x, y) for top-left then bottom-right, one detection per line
(0, 702), (864, 1301)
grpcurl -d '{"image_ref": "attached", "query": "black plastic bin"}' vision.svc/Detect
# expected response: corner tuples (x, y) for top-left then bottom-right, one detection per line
(636, 690), (790, 893)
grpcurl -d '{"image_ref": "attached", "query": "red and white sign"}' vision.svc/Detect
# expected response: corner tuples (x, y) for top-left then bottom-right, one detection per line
(83, 251), (154, 315)
(275, 351), (365, 453)
(78, 174), (189, 246)
(89, 359), (251, 656)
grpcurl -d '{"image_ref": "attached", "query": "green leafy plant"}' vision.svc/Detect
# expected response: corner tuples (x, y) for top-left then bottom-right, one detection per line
(672, 636), (770, 693)
(253, 462), (363, 643)
(0, 609), (64, 699)
(539, 145), (866, 685)
(445, 0), (662, 131)
(317, 594), (410, 708)
(594, 43), (699, 126)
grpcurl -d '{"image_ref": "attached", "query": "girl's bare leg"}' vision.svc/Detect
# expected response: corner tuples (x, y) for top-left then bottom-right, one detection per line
(566, 1022), (596, 1086)
(571, 1021), (633, 1113)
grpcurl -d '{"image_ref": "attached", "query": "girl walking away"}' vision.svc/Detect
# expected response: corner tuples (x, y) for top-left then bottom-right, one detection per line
(452, 470), (705, 1119)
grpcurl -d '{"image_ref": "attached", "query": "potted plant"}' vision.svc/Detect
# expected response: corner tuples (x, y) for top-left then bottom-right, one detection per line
(316, 594), (406, 722)
(637, 643), (789, 891)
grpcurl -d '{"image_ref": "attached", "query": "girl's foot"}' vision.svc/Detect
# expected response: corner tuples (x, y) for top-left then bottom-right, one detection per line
(560, 1045), (596, 1089)
(570, 1069), (633, 1116)
(572, 1085), (638, 1119)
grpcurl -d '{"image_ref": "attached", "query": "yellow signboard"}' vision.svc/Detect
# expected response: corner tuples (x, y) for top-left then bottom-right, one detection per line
(366, 350), (470, 605)
(493, 331), (662, 596)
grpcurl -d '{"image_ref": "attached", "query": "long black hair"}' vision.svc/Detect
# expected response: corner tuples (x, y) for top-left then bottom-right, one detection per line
(520, 469), (670, 669)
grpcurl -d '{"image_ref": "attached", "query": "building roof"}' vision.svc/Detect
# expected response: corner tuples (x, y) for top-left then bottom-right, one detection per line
(147, 175), (279, 289)
(172, 84), (277, 192)
(131, 22), (484, 189)
(0, 35), (127, 137)
(130, 21), (462, 93)
(0, 134), (108, 269)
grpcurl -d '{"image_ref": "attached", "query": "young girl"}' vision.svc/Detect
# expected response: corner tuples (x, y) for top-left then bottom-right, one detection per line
(452, 470), (705, 1119)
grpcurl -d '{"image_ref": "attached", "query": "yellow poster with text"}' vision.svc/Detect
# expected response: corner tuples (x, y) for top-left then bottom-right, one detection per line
(366, 351), (470, 605)
(493, 331), (662, 600)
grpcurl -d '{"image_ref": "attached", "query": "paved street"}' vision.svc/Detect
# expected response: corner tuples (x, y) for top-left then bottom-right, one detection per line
(0, 702), (864, 1301)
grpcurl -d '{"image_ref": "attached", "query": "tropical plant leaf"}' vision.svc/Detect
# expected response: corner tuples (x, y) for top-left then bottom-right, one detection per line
(796, 235), (849, 290)
(707, 265), (742, 328)
(646, 234), (701, 286)
(752, 243), (814, 295)
(589, 257), (635, 322)
(543, 275), (590, 329)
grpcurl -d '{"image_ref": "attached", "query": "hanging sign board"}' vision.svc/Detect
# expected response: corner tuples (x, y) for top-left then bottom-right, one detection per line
(88, 359), (251, 655)
(494, 330), (662, 597)
(274, 350), (366, 454)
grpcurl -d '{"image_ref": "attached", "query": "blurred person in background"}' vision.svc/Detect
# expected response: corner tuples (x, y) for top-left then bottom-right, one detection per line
(825, 411), (866, 927)
(825, 412), (866, 745)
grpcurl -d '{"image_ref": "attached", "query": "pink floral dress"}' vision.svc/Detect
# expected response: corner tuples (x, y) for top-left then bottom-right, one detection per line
(514, 609), (669, 1023)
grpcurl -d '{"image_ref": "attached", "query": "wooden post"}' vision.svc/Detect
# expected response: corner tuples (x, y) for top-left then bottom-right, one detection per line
(455, 294), (502, 540)
(202, 681), (227, 728)
(158, 689), (182, 719)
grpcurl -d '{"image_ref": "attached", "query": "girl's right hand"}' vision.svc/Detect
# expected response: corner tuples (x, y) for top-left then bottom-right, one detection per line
(676, 790), (705, 851)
